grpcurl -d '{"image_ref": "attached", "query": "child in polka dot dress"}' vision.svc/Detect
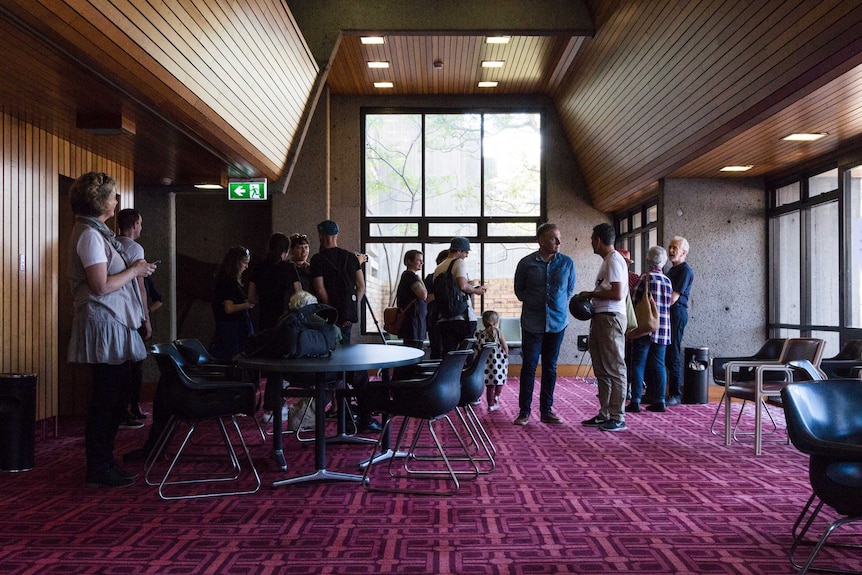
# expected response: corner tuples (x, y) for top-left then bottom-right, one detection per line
(475, 310), (509, 411)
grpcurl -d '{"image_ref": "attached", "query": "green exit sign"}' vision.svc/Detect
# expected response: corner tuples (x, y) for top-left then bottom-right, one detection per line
(228, 179), (267, 200)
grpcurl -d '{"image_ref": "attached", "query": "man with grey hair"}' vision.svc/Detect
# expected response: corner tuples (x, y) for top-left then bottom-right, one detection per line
(626, 246), (673, 413)
(665, 236), (694, 406)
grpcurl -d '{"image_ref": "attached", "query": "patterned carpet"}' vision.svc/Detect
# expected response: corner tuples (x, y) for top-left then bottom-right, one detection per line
(1, 376), (860, 574)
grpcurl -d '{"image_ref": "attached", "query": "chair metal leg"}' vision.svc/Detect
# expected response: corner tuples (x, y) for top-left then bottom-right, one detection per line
(796, 515), (862, 575)
(145, 416), (260, 500)
(406, 406), (494, 475)
(363, 414), (476, 495)
(709, 389), (729, 435)
(789, 493), (862, 574)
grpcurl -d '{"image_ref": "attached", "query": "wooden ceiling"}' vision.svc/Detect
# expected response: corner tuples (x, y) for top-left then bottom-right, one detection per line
(4, 0), (862, 212)
(327, 35), (584, 96)
(324, 1), (862, 212)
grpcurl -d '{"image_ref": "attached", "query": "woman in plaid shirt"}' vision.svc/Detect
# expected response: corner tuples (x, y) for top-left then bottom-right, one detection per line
(626, 246), (673, 413)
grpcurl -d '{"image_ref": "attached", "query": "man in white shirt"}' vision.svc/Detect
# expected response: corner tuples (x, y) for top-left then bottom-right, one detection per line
(116, 209), (150, 429)
(580, 223), (629, 432)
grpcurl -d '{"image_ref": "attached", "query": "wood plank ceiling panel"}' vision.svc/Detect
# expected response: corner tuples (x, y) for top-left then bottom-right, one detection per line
(671, 64), (862, 179)
(557, 0), (862, 212)
(327, 34), (573, 96)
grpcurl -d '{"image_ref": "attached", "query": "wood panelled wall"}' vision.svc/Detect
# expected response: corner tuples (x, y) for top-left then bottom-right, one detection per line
(557, 0), (862, 212)
(0, 110), (133, 423)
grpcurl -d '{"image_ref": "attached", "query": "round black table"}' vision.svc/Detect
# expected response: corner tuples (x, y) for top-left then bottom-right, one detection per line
(238, 344), (424, 486)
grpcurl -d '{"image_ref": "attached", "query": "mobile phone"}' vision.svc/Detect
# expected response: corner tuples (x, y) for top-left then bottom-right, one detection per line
(152, 260), (162, 266)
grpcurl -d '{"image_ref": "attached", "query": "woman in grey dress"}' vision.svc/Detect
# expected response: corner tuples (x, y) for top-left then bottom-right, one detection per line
(67, 172), (156, 487)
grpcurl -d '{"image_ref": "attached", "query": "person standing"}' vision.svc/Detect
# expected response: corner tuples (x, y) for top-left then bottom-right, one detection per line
(512, 223), (576, 426)
(310, 219), (380, 433)
(626, 246), (673, 413)
(210, 246), (254, 361)
(288, 232), (312, 294)
(665, 236), (694, 406)
(580, 223), (629, 432)
(433, 237), (487, 355)
(425, 249), (449, 360)
(395, 249), (428, 349)
(247, 232), (295, 422)
(67, 172), (156, 487)
(115, 209), (151, 429)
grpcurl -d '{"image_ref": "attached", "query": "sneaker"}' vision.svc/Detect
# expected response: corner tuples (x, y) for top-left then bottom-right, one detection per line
(262, 404), (290, 424)
(581, 415), (607, 427)
(667, 396), (682, 406)
(488, 403), (500, 412)
(513, 414), (529, 426)
(599, 419), (627, 432)
(540, 412), (563, 424)
(118, 418), (144, 430)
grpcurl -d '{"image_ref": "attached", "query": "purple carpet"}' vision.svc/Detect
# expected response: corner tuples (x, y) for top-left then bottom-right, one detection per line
(1, 377), (860, 574)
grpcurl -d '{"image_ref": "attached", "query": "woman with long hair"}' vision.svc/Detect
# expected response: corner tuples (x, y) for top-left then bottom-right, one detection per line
(210, 245), (254, 360)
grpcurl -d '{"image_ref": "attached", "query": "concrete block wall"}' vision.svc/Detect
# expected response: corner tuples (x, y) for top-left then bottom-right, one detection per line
(661, 178), (767, 360)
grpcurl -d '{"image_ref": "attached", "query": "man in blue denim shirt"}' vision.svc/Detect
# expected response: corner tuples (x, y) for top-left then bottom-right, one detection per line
(513, 223), (577, 426)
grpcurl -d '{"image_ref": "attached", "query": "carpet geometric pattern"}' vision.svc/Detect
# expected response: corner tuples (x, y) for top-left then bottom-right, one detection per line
(2, 377), (861, 574)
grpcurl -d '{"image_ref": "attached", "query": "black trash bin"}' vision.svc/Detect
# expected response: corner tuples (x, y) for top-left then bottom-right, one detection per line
(682, 347), (709, 404)
(0, 373), (37, 472)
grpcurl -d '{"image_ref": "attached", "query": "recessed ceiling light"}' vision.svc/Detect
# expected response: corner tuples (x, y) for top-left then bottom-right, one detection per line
(374, 81), (394, 88)
(478, 81), (498, 88)
(481, 60), (505, 68)
(361, 36), (385, 45)
(486, 36), (510, 44)
(367, 61), (390, 69)
(720, 165), (754, 172)
(194, 183), (223, 190)
(781, 133), (827, 141)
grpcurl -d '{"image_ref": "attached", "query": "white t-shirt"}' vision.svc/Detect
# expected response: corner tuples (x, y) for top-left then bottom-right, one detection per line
(592, 251), (628, 315)
(117, 235), (144, 263)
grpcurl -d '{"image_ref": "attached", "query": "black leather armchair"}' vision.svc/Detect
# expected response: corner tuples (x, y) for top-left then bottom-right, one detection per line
(145, 343), (260, 500)
(361, 349), (475, 495)
(782, 379), (862, 574)
(819, 339), (862, 379)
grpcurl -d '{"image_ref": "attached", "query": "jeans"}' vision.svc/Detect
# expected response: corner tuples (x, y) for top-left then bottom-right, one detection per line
(667, 304), (688, 400)
(628, 336), (667, 404)
(518, 328), (566, 417)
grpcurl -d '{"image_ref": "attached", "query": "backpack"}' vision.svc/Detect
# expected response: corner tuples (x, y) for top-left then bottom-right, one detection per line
(433, 259), (469, 318)
(241, 303), (339, 359)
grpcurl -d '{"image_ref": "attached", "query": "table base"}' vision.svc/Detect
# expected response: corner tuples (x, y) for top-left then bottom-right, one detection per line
(272, 468), (363, 487)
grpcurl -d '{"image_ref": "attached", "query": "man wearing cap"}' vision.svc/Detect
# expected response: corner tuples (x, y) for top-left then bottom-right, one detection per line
(432, 237), (486, 355)
(513, 222), (576, 426)
(310, 219), (380, 433)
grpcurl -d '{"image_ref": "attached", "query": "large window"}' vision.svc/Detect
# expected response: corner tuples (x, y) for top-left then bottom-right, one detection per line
(615, 201), (659, 274)
(767, 166), (855, 355)
(362, 111), (543, 332)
